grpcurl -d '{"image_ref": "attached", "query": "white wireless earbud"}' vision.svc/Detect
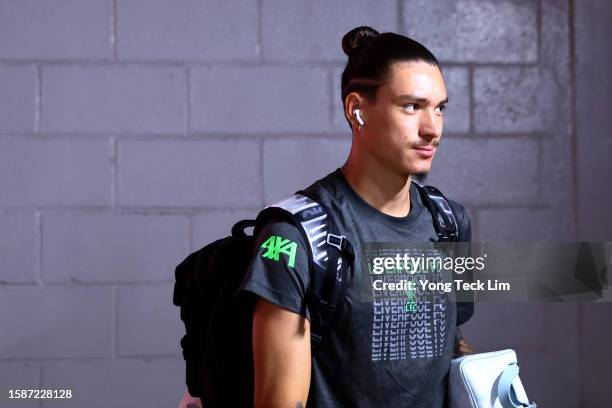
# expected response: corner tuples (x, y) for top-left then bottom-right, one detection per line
(353, 109), (365, 126)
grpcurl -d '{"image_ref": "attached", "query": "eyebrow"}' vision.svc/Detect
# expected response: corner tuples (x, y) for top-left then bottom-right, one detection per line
(397, 94), (449, 105)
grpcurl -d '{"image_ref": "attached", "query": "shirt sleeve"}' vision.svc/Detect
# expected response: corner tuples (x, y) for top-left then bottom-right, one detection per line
(238, 216), (311, 321)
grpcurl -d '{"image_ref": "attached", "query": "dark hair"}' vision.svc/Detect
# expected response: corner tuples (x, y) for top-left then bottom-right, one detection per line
(341, 26), (440, 129)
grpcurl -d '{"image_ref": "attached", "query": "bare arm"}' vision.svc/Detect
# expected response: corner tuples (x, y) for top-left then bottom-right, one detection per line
(176, 389), (202, 408)
(252, 297), (311, 408)
(453, 326), (472, 358)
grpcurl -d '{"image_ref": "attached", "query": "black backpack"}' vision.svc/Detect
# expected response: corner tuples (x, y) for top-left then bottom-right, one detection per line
(172, 182), (472, 407)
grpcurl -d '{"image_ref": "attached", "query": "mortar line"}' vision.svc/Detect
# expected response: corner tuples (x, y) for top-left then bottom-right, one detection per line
(110, 137), (117, 207)
(328, 68), (335, 129)
(35, 209), (43, 285)
(259, 136), (265, 206)
(568, 2), (583, 405)
(35, 65), (42, 133)
(468, 65), (475, 134)
(187, 213), (193, 252)
(536, 0), (542, 64)
(568, 0), (579, 241)
(257, 0), (264, 60)
(185, 67), (191, 135)
(112, 285), (118, 360)
(111, 0), (118, 61)
(397, 0), (405, 33)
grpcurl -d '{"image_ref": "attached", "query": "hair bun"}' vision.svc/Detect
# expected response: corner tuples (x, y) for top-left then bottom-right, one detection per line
(342, 26), (380, 57)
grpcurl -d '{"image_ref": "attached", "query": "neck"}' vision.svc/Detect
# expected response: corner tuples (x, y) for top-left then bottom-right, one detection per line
(340, 149), (413, 217)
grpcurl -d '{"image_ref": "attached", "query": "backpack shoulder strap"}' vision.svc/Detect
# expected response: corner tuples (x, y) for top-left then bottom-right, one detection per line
(413, 181), (475, 325)
(254, 192), (354, 348)
(413, 181), (459, 242)
(256, 193), (331, 270)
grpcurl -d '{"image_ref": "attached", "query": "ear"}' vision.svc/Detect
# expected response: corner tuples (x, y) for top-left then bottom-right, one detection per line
(344, 92), (364, 129)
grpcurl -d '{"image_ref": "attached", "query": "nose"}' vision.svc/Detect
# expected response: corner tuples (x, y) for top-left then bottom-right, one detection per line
(418, 109), (442, 141)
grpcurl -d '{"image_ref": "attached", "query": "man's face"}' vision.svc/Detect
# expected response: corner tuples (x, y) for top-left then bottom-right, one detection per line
(358, 61), (447, 176)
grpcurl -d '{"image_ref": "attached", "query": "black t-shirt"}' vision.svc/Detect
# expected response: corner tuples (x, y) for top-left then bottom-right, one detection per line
(239, 168), (471, 407)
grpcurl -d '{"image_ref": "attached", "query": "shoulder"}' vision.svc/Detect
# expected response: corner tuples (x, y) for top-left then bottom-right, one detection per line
(417, 181), (471, 241)
(414, 181), (470, 224)
(255, 215), (308, 248)
(255, 190), (329, 248)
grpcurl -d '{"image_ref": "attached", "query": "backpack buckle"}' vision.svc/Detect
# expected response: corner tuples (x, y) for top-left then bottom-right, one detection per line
(436, 230), (458, 242)
(326, 233), (346, 251)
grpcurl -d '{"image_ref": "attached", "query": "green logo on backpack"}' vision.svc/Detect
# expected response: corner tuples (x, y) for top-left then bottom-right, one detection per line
(260, 235), (297, 268)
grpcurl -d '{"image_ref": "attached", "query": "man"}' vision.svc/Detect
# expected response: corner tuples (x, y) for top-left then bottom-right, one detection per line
(241, 28), (472, 408)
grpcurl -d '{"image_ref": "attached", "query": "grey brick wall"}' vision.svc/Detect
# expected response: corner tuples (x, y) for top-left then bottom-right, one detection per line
(0, 1), (610, 407)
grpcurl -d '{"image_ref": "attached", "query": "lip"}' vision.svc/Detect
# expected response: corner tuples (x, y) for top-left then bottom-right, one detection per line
(413, 146), (435, 158)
